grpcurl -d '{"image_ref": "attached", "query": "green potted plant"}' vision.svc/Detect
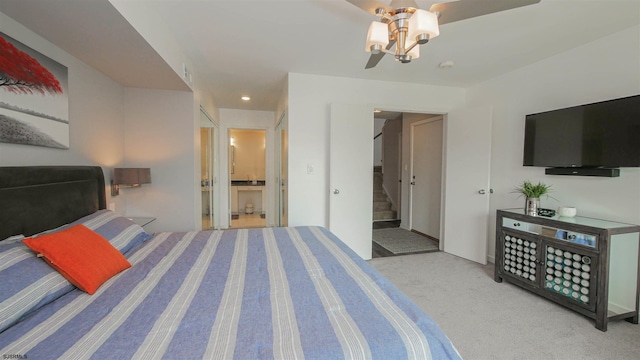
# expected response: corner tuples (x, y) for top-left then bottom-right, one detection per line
(513, 181), (553, 216)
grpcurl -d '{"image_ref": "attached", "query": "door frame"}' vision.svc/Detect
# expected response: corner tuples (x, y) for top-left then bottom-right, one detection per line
(328, 103), (492, 264)
(218, 118), (276, 229)
(380, 105), (491, 264)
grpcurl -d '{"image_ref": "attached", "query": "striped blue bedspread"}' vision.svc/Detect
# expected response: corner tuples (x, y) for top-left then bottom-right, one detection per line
(0, 226), (461, 359)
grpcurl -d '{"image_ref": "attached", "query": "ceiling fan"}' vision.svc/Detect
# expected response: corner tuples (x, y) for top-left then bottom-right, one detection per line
(347, 0), (541, 69)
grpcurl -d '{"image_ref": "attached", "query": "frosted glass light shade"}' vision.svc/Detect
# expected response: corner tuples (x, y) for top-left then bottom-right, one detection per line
(408, 9), (439, 41)
(365, 21), (389, 52)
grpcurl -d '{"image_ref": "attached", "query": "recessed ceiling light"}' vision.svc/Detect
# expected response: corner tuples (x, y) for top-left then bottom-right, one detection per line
(438, 60), (455, 69)
(241, 96), (251, 101)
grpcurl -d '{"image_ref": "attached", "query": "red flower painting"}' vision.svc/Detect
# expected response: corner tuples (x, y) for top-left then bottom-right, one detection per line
(0, 33), (68, 149)
(0, 36), (63, 95)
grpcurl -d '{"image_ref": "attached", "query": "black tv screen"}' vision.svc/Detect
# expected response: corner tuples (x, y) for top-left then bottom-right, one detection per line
(523, 95), (640, 168)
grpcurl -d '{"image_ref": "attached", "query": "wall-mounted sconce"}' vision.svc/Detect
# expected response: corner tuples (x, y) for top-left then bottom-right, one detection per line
(111, 168), (151, 196)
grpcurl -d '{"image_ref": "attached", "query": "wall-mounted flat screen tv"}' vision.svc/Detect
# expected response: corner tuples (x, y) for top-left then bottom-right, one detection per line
(523, 95), (640, 168)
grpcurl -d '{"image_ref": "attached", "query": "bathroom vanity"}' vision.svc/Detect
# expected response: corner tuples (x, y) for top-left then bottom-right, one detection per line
(231, 181), (265, 219)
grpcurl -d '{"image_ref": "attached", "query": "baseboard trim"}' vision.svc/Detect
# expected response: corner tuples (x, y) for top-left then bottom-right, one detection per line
(410, 229), (439, 243)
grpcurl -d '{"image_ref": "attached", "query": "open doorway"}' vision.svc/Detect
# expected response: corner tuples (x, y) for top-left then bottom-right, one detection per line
(371, 111), (442, 258)
(331, 104), (491, 263)
(229, 128), (267, 228)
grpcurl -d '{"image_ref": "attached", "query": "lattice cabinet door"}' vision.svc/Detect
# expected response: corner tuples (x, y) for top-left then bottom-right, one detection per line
(500, 231), (541, 287)
(542, 242), (597, 311)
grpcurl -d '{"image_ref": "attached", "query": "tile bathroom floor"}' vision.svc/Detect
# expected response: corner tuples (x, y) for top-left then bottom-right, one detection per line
(231, 213), (266, 228)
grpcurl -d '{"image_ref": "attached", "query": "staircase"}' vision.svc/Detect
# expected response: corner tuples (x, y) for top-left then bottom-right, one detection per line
(373, 166), (397, 221)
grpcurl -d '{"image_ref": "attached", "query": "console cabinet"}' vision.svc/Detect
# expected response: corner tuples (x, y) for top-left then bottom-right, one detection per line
(495, 209), (640, 331)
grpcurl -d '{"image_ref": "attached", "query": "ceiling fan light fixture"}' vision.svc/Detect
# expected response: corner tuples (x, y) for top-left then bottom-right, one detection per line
(365, 21), (389, 53)
(349, 0), (540, 69)
(407, 9), (439, 44)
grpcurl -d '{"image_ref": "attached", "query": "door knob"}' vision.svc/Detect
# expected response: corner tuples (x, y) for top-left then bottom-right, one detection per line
(478, 189), (486, 194)
(333, 189), (340, 195)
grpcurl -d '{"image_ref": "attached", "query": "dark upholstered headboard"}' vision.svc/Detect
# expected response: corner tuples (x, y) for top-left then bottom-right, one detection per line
(0, 166), (106, 240)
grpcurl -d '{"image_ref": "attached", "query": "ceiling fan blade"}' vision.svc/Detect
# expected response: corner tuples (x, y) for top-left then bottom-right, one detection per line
(365, 39), (396, 69)
(365, 52), (386, 69)
(430, 0), (540, 25)
(345, 0), (392, 15)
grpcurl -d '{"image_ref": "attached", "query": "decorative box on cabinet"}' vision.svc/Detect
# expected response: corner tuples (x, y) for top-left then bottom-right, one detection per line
(495, 209), (640, 331)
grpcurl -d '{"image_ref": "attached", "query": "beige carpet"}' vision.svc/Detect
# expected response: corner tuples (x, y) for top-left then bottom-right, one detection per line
(372, 228), (439, 255)
(370, 252), (640, 360)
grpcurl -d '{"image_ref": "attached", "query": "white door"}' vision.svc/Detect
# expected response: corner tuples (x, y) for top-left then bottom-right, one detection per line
(330, 104), (373, 260)
(410, 118), (443, 239)
(442, 106), (493, 264)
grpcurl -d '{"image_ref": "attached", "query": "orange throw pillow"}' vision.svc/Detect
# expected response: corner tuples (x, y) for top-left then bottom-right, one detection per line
(23, 224), (131, 295)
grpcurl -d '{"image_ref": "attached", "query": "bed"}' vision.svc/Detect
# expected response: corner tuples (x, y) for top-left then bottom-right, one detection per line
(0, 166), (461, 359)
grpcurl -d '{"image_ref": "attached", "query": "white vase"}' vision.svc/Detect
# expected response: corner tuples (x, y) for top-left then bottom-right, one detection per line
(525, 197), (539, 216)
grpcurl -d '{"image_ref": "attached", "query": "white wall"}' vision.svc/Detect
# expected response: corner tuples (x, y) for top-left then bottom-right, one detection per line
(287, 73), (466, 229)
(218, 108), (277, 229)
(122, 88), (197, 233)
(467, 25), (640, 262)
(0, 11), (125, 209)
(110, 0), (193, 91)
(1, 10), (210, 234)
(112, 0), (223, 234)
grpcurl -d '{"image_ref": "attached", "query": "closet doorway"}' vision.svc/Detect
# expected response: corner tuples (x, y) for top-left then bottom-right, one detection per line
(229, 128), (267, 228)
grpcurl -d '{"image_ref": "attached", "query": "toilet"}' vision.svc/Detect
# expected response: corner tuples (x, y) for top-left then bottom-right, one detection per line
(245, 203), (254, 214)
